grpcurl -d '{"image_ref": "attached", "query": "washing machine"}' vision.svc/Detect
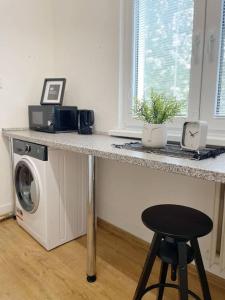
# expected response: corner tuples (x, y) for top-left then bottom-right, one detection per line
(13, 139), (87, 250)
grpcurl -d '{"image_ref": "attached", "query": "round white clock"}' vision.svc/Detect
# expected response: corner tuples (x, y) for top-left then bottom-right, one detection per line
(181, 121), (208, 151)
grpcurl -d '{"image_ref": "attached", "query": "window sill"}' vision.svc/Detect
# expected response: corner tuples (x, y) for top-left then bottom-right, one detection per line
(108, 128), (181, 142)
(109, 129), (142, 139)
(109, 128), (225, 146)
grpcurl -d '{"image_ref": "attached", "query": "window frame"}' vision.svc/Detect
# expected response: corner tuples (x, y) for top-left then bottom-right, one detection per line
(200, 0), (225, 132)
(113, 0), (225, 145)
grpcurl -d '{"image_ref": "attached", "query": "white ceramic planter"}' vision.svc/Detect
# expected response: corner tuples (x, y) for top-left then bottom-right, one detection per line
(142, 123), (167, 148)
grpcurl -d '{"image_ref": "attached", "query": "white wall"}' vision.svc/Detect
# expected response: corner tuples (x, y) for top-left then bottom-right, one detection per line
(96, 159), (215, 242)
(0, 0), (55, 214)
(52, 0), (216, 248)
(53, 0), (119, 132)
(1, 0), (216, 252)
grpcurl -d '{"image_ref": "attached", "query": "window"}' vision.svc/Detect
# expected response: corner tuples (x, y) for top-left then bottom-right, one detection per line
(134, 0), (194, 116)
(118, 0), (225, 143)
(216, 0), (225, 117)
(199, 0), (225, 133)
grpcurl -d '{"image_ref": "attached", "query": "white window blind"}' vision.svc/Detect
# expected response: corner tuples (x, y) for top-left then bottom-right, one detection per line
(133, 0), (194, 116)
(216, 0), (225, 117)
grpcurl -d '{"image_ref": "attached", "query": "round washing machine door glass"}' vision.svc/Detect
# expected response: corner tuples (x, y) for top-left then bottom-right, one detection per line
(15, 159), (40, 214)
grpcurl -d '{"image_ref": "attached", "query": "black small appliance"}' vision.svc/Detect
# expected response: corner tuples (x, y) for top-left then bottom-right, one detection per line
(28, 105), (78, 133)
(78, 110), (94, 135)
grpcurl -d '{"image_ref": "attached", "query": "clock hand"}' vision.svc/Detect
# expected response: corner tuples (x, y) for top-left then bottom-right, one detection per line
(193, 131), (199, 136)
(189, 130), (194, 137)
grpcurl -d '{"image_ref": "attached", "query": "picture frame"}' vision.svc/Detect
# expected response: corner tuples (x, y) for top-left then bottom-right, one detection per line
(40, 78), (66, 105)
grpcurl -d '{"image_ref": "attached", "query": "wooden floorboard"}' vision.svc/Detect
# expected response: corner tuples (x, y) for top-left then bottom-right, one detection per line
(0, 218), (224, 299)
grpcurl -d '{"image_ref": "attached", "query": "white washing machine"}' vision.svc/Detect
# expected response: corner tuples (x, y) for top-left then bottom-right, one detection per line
(13, 139), (87, 250)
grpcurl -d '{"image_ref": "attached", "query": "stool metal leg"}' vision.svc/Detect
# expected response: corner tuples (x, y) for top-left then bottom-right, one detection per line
(191, 239), (212, 300)
(178, 242), (188, 300)
(157, 262), (168, 300)
(133, 233), (162, 300)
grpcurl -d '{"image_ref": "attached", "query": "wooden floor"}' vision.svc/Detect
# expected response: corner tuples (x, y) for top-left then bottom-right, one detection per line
(0, 219), (224, 300)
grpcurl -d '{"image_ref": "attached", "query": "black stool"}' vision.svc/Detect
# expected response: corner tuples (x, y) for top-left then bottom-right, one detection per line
(133, 204), (213, 300)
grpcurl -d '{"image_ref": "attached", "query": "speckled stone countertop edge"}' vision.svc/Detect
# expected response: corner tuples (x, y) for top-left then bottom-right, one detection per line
(2, 129), (225, 184)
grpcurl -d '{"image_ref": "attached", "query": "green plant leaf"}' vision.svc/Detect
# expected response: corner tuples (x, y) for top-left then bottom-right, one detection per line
(132, 89), (183, 124)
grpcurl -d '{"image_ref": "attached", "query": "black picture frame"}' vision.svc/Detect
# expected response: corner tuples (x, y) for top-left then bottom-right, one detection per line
(40, 78), (66, 105)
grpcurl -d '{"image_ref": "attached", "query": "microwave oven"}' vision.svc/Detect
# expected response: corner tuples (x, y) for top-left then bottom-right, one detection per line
(28, 105), (78, 133)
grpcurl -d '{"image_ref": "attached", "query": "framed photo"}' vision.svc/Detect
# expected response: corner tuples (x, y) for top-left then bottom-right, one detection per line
(40, 78), (66, 105)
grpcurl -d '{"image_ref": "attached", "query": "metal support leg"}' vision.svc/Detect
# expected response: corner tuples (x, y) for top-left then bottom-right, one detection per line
(157, 262), (168, 300)
(133, 233), (162, 300)
(86, 155), (96, 283)
(178, 242), (188, 300)
(191, 239), (212, 300)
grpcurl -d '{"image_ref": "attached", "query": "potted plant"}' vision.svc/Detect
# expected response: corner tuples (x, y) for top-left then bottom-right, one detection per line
(134, 90), (183, 148)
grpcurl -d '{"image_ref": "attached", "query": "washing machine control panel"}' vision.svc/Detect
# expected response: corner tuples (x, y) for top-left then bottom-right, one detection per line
(13, 139), (48, 161)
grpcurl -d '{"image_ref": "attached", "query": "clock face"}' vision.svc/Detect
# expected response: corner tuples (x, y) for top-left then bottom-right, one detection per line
(183, 123), (200, 150)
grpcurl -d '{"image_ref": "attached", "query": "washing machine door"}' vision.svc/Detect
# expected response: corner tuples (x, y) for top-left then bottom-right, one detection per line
(15, 158), (40, 214)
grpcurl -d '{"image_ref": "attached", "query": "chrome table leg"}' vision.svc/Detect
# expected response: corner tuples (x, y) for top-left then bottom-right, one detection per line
(86, 155), (96, 282)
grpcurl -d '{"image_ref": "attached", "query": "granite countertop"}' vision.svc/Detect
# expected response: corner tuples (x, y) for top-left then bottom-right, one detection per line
(3, 129), (225, 183)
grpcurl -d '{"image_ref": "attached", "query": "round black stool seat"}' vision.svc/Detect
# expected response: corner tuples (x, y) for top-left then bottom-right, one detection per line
(142, 204), (213, 240)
